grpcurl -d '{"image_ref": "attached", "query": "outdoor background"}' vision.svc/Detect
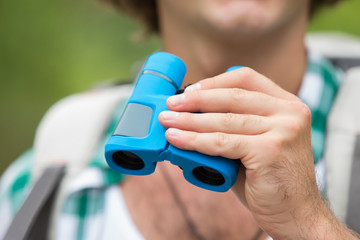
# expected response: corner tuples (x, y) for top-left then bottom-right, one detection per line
(1, 0), (360, 174)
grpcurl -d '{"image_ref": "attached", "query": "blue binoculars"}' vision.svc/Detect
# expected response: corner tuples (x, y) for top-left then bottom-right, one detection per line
(105, 52), (240, 192)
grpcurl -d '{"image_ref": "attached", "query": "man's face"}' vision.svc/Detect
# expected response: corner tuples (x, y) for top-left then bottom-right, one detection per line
(158, 0), (310, 37)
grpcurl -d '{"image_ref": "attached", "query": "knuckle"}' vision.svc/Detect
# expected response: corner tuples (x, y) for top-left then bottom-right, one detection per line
(229, 88), (245, 102)
(229, 137), (243, 156)
(214, 132), (229, 153)
(222, 113), (236, 127)
(238, 67), (256, 80)
(291, 121), (302, 136)
(283, 118), (302, 136)
(300, 104), (312, 123)
(288, 102), (312, 136)
(266, 133), (285, 149)
(240, 115), (253, 130)
(292, 101), (312, 122)
(274, 116), (303, 142)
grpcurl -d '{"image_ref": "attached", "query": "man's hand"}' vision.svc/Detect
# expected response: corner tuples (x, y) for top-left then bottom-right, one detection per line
(159, 67), (358, 239)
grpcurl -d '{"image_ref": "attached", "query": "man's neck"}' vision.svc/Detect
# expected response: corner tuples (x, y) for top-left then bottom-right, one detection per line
(159, 10), (308, 95)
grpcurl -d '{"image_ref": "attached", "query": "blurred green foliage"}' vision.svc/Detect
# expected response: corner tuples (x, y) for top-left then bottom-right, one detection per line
(309, 0), (360, 35)
(0, 0), (359, 174)
(0, 0), (160, 174)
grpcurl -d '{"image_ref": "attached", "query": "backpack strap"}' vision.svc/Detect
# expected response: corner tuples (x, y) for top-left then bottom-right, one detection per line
(6, 84), (132, 239)
(346, 134), (360, 232)
(327, 57), (360, 71)
(325, 67), (360, 231)
(3, 166), (65, 240)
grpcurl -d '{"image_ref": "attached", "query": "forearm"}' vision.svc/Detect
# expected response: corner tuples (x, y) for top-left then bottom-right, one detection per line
(304, 204), (359, 240)
(273, 197), (360, 240)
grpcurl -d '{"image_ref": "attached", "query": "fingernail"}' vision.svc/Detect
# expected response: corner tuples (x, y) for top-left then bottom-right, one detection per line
(185, 83), (201, 92)
(161, 111), (179, 120)
(167, 128), (182, 136)
(168, 94), (185, 106)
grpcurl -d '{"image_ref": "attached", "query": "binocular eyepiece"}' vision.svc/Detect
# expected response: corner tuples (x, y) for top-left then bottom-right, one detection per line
(105, 52), (240, 192)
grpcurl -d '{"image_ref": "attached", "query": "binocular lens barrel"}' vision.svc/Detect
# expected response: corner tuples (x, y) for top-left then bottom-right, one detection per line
(192, 166), (225, 186)
(112, 151), (145, 170)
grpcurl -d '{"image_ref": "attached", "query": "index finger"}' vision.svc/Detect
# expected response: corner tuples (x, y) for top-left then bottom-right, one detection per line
(185, 67), (299, 101)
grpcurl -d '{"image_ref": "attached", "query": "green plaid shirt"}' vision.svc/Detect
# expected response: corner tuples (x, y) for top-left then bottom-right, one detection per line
(0, 52), (341, 239)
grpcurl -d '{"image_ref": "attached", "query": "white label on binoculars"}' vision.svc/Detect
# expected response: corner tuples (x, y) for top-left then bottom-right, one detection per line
(113, 103), (153, 138)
